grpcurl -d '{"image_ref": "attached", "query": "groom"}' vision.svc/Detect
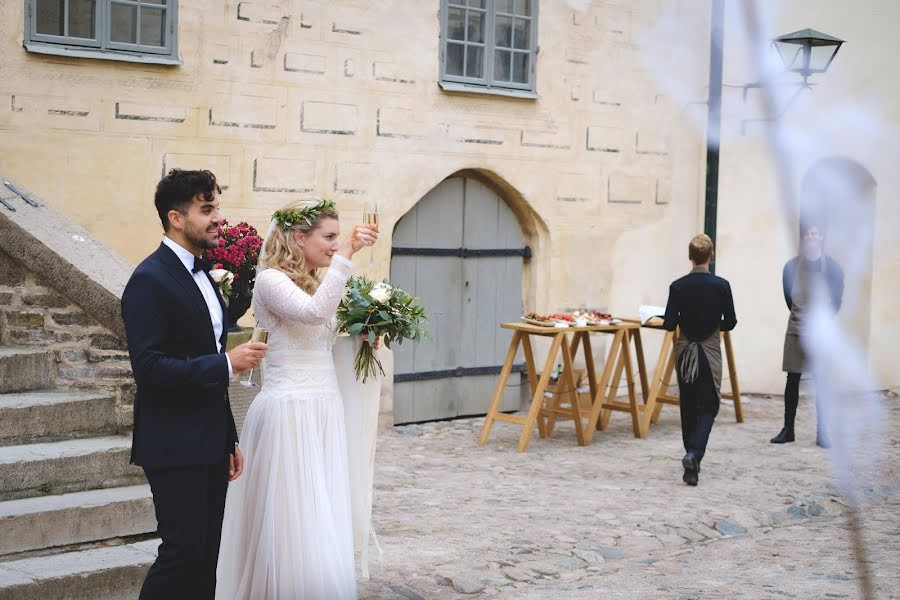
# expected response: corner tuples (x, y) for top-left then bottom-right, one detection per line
(122, 169), (268, 599)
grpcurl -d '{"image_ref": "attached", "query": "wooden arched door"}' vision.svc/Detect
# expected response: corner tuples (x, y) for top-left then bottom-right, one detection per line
(390, 176), (528, 423)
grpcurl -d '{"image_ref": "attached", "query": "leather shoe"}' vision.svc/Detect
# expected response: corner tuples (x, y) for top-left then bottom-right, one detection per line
(682, 452), (699, 473)
(770, 427), (795, 444)
(682, 452), (699, 486)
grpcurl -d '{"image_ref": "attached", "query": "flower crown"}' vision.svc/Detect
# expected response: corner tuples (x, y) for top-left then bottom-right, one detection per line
(272, 199), (336, 230)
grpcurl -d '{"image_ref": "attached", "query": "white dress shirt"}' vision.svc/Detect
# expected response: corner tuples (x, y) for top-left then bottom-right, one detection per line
(162, 236), (232, 376)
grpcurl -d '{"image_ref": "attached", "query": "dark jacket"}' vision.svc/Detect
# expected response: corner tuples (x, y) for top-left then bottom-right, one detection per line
(122, 243), (238, 469)
(782, 256), (844, 312)
(663, 269), (737, 341)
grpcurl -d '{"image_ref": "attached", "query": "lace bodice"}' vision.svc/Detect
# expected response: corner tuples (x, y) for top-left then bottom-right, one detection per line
(252, 256), (353, 372)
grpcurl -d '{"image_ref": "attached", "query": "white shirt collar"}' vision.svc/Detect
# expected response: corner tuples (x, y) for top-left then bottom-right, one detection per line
(162, 236), (200, 273)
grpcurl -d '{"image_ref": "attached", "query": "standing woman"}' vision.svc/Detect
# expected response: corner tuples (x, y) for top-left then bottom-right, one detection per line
(771, 221), (844, 447)
(216, 199), (377, 599)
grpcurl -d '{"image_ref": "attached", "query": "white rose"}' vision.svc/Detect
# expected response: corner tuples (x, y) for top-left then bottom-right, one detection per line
(370, 286), (391, 303)
(209, 269), (234, 285)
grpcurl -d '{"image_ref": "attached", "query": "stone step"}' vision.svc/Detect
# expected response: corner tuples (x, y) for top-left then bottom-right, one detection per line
(0, 437), (144, 502)
(0, 390), (117, 446)
(0, 539), (158, 600)
(0, 348), (54, 394)
(0, 485), (155, 556)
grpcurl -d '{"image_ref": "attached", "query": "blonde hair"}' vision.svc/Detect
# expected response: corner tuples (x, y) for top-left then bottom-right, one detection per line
(688, 234), (714, 264)
(260, 198), (339, 293)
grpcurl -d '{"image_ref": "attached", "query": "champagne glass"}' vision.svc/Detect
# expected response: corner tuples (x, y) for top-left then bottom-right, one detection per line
(239, 327), (268, 387)
(361, 199), (378, 268)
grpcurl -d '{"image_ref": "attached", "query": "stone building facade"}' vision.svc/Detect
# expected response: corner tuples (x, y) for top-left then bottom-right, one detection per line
(0, 0), (897, 397)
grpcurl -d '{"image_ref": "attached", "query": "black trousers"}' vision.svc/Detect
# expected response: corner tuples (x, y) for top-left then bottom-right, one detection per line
(784, 371), (827, 435)
(140, 459), (229, 600)
(677, 347), (720, 464)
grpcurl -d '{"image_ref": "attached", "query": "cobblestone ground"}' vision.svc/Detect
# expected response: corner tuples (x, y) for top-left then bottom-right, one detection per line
(357, 392), (899, 599)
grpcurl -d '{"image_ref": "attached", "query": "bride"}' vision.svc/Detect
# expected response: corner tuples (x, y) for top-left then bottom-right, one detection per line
(216, 199), (378, 599)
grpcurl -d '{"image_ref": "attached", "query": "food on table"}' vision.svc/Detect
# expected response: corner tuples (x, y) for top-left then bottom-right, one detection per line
(523, 312), (552, 322)
(572, 310), (614, 323)
(522, 310), (621, 326)
(547, 312), (574, 322)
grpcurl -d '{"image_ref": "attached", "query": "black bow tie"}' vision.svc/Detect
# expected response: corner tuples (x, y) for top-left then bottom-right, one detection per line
(192, 257), (214, 274)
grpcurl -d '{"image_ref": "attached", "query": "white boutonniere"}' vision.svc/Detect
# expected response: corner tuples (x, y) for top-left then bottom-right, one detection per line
(209, 268), (234, 306)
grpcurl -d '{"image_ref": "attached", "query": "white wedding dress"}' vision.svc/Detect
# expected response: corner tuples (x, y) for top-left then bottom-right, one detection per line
(216, 256), (358, 599)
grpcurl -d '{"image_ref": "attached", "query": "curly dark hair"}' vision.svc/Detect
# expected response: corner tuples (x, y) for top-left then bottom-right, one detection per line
(154, 169), (222, 230)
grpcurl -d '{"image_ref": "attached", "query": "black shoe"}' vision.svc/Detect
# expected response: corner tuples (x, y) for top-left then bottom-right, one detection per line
(682, 452), (699, 473)
(682, 453), (699, 486)
(770, 427), (795, 444)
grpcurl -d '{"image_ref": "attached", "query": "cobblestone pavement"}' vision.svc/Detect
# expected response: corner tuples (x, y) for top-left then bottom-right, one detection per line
(357, 392), (899, 599)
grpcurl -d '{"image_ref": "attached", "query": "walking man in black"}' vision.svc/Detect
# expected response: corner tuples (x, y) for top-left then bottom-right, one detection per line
(663, 234), (737, 486)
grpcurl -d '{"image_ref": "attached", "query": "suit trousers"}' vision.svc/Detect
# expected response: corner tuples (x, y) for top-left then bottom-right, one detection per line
(677, 347), (720, 464)
(140, 459), (229, 600)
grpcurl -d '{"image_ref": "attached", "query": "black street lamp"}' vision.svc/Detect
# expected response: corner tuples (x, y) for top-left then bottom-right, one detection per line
(773, 28), (845, 84)
(706, 22), (846, 265)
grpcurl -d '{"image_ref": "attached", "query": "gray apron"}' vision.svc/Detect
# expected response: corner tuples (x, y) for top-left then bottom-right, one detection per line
(782, 260), (826, 373)
(674, 331), (723, 401)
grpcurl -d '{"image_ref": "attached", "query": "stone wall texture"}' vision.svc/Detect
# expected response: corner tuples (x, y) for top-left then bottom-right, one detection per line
(0, 1), (898, 393)
(0, 248), (135, 429)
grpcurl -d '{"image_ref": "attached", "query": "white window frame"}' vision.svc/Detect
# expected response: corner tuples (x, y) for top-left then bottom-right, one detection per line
(24, 0), (180, 65)
(439, 0), (538, 98)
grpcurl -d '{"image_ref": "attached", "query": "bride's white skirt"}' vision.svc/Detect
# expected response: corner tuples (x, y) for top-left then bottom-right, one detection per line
(216, 366), (357, 600)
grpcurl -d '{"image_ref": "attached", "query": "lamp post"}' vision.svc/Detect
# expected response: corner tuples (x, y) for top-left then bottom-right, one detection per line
(703, 0), (725, 272)
(704, 19), (845, 270)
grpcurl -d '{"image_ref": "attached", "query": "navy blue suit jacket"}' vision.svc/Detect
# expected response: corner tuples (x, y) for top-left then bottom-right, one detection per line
(122, 242), (238, 469)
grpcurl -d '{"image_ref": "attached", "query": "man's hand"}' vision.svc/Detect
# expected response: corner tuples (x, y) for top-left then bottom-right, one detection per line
(228, 445), (244, 482)
(227, 341), (268, 373)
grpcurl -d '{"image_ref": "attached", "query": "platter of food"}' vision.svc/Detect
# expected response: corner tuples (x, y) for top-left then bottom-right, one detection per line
(521, 312), (557, 327)
(521, 311), (623, 327)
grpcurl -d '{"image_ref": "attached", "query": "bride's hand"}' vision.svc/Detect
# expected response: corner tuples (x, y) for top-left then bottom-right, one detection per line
(337, 224), (378, 259)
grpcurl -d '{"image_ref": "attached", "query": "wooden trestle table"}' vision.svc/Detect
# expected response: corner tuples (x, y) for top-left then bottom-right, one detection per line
(478, 321), (655, 452)
(626, 317), (744, 425)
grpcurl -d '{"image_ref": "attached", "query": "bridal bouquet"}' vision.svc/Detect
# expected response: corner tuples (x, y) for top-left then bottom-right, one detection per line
(337, 276), (429, 382)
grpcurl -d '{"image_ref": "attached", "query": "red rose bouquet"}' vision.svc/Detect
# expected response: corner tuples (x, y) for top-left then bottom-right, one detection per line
(204, 220), (263, 325)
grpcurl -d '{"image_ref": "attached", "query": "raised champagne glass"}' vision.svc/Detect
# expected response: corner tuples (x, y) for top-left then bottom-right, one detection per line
(239, 327), (268, 387)
(362, 199), (378, 268)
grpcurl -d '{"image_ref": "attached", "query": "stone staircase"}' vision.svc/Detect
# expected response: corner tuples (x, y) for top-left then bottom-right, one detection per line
(0, 347), (157, 599)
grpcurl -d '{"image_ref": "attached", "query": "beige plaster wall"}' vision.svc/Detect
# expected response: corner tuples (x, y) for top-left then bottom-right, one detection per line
(0, 0), (706, 387)
(13, 1), (897, 397)
(715, 0), (900, 392)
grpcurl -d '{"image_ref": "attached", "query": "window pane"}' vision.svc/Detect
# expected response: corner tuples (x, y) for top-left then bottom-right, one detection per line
(68, 0), (97, 39)
(495, 15), (512, 48)
(467, 0), (485, 7)
(140, 6), (166, 46)
(514, 0), (530, 16)
(493, 49), (511, 82)
(466, 45), (483, 78)
(466, 11), (484, 43)
(512, 51), (529, 83)
(448, 0), (466, 6)
(496, 0), (512, 13)
(513, 17), (530, 49)
(110, 2), (138, 43)
(446, 42), (465, 76)
(447, 7), (465, 41)
(35, 0), (64, 36)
